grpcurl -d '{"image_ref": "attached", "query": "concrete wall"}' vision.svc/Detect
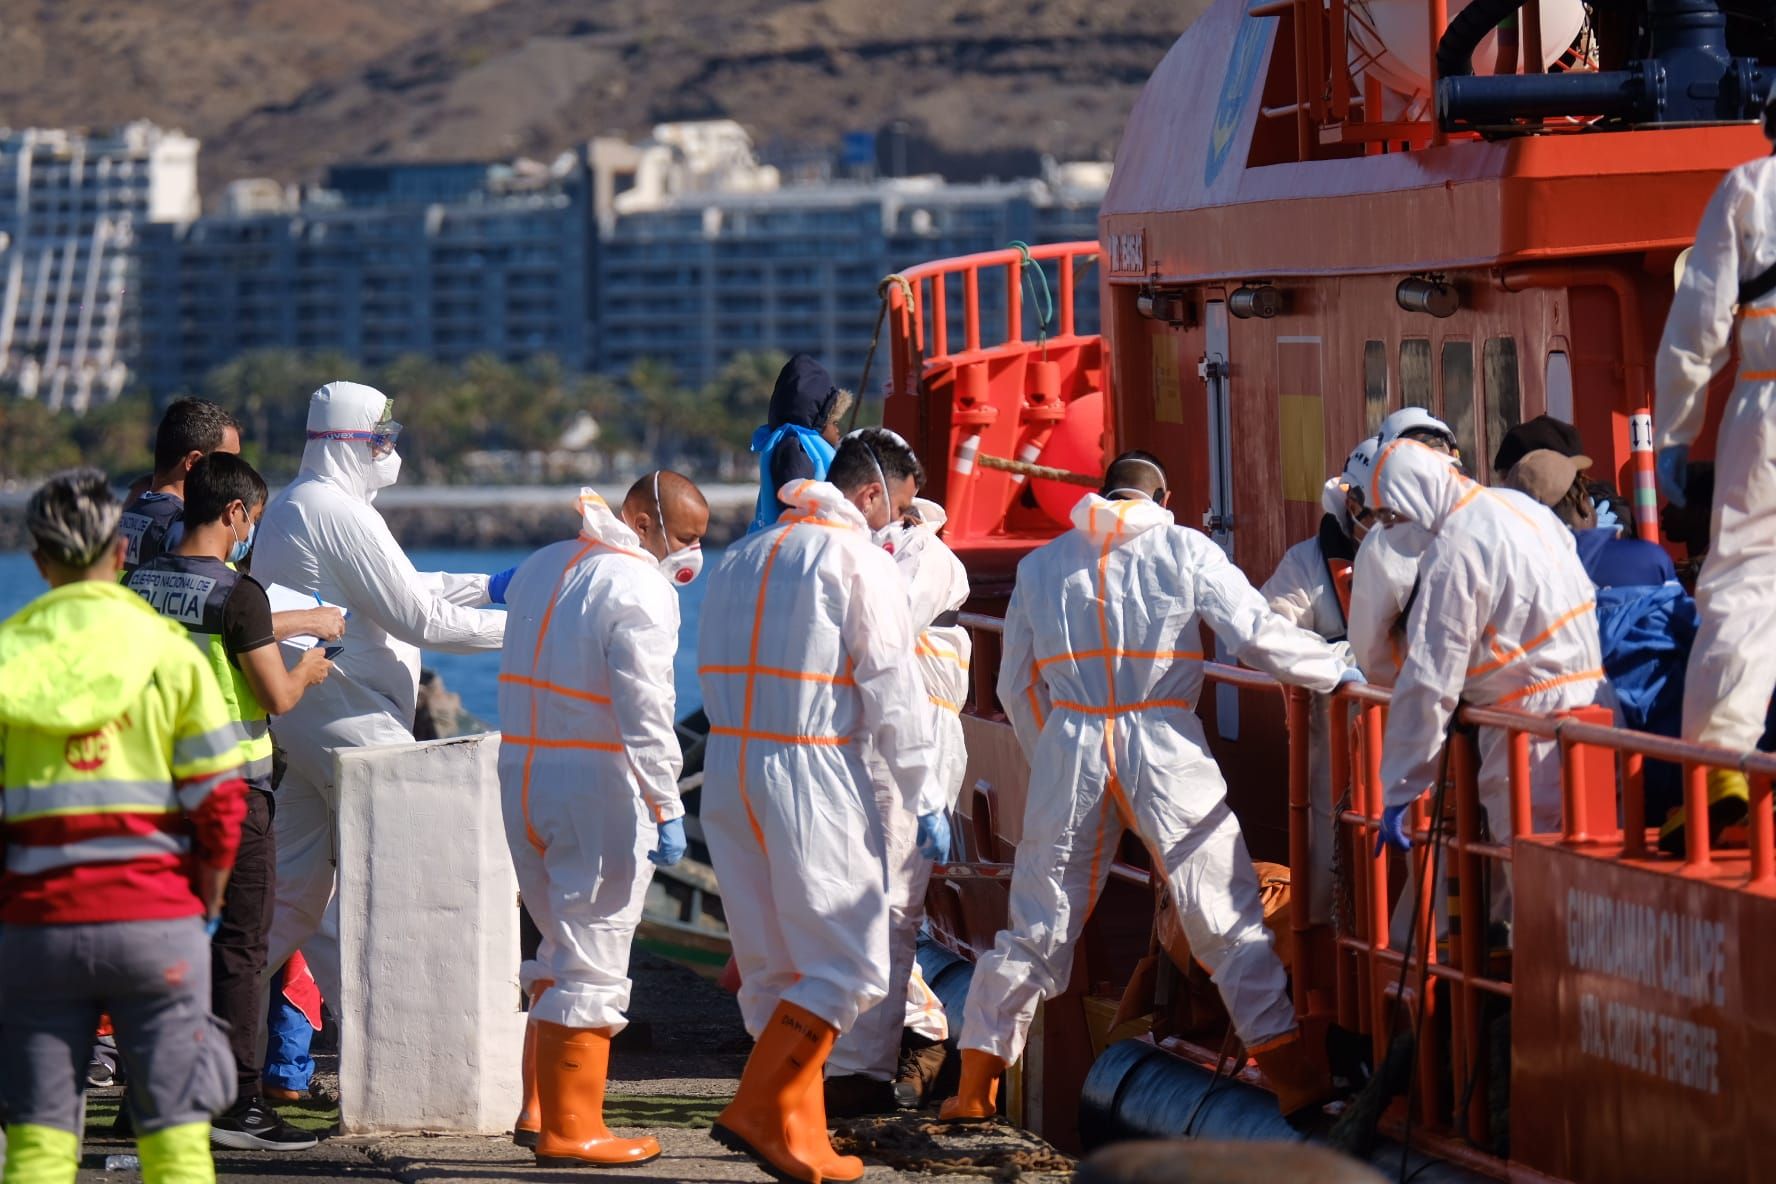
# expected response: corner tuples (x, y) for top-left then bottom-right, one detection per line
(336, 732), (524, 1134)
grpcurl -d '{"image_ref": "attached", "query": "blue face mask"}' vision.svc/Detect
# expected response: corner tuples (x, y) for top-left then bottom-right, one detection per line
(229, 517), (256, 565)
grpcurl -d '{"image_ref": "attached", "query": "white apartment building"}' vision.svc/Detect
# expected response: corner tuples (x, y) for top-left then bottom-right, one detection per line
(591, 122), (1107, 386)
(0, 121), (199, 410)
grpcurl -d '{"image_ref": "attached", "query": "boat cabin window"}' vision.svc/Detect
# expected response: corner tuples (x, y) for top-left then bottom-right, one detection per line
(1442, 340), (1478, 472)
(1363, 340), (1388, 433)
(1543, 347), (1572, 423)
(1400, 338), (1432, 409)
(1485, 338), (1524, 480)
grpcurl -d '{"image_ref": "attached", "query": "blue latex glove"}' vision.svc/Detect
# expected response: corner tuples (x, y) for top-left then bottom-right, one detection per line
(916, 811), (951, 862)
(1335, 666), (1366, 689)
(204, 914), (223, 939)
(488, 565), (519, 606)
(1374, 804), (1412, 855)
(1656, 444), (1689, 508)
(649, 817), (687, 867)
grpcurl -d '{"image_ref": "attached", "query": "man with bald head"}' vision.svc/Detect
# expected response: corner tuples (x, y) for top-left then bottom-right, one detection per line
(497, 472), (708, 1167)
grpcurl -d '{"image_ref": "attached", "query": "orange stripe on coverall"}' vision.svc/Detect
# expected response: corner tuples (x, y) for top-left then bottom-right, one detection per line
(519, 540), (599, 853)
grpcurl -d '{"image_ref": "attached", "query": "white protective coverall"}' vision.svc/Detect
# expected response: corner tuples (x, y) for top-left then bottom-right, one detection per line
(1372, 441), (1604, 849)
(1259, 458), (1367, 925)
(959, 492), (1350, 1062)
(498, 491), (683, 1031)
(254, 381), (507, 1003)
(1347, 518), (1426, 684)
(1654, 154), (1776, 751)
(698, 480), (935, 1038)
(829, 498), (971, 1077)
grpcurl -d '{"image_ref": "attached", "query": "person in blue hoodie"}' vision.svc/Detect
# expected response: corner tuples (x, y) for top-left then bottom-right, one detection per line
(748, 354), (853, 533)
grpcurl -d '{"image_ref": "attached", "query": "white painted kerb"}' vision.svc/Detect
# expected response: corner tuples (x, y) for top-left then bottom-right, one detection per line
(336, 732), (524, 1134)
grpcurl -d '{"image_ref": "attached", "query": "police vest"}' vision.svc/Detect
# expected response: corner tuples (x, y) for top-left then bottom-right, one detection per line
(119, 493), (184, 575)
(126, 555), (274, 788)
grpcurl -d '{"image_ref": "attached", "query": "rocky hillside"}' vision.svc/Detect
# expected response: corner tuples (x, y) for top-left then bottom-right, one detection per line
(0, 0), (1202, 192)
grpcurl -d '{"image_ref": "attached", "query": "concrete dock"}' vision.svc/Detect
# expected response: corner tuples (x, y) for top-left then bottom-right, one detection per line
(75, 952), (1074, 1184)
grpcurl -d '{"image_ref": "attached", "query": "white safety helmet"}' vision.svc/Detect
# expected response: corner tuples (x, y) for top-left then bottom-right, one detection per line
(1321, 435), (1380, 521)
(1378, 406), (1457, 450)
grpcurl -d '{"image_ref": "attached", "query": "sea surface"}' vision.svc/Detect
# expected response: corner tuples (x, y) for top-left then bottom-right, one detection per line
(0, 545), (719, 730)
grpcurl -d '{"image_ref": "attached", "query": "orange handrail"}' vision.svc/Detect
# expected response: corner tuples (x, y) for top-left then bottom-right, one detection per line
(951, 610), (1776, 1165)
(886, 241), (1100, 381)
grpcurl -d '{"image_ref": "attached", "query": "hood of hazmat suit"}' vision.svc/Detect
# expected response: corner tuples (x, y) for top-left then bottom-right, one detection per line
(1369, 440), (1603, 824)
(497, 489), (684, 1029)
(962, 492), (1347, 1060)
(254, 381), (508, 771)
(696, 478), (934, 1037)
(1346, 440), (1462, 683)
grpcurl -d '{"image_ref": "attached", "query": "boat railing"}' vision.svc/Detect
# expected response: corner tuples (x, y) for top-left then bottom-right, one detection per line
(950, 610), (1776, 1166)
(885, 241), (1101, 376)
(882, 243), (1106, 546)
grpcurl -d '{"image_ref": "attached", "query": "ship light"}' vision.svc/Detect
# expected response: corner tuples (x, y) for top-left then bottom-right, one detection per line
(1395, 277), (1460, 318)
(1136, 289), (1191, 326)
(1228, 284), (1285, 319)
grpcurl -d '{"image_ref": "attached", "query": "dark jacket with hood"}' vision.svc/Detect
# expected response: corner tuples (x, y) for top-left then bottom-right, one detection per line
(749, 354), (841, 531)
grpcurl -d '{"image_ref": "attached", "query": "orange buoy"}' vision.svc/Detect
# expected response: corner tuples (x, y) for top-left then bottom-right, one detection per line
(1031, 390), (1105, 525)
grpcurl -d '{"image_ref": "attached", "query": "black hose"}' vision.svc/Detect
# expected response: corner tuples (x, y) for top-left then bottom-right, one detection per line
(1435, 0), (1531, 80)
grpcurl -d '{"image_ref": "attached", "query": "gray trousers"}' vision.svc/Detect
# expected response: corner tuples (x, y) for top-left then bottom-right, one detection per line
(0, 917), (237, 1133)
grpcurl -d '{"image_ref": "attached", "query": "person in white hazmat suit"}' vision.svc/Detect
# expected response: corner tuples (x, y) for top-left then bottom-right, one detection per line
(698, 429), (935, 1184)
(252, 381), (507, 1009)
(1260, 436), (1376, 925)
(1368, 441), (1604, 922)
(1347, 408), (1460, 683)
(939, 452), (1362, 1124)
(498, 474), (709, 1168)
(825, 496), (971, 1115)
(1653, 114), (1776, 846)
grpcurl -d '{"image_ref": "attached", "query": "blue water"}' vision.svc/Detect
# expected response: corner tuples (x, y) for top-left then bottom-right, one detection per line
(0, 546), (718, 730)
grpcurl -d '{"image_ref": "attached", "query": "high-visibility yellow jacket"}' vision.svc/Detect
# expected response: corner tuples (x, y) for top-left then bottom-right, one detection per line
(0, 579), (247, 924)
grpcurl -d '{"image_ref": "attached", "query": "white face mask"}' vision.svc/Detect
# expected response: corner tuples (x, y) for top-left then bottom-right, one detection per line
(652, 471), (703, 588)
(874, 520), (915, 554)
(1384, 520), (1434, 556)
(660, 544), (703, 587)
(368, 449), (402, 491)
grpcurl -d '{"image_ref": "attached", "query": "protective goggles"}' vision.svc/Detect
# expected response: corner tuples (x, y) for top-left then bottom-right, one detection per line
(309, 419), (403, 458)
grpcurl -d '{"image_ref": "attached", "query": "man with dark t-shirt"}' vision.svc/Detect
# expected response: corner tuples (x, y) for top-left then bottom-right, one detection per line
(128, 453), (335, 1150)
(120, 399), (242, 577)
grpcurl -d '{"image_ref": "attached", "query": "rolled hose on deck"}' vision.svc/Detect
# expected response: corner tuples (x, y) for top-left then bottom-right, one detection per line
(916, 941), (1490, 1180)
(1078, 1039), (1489, 1182)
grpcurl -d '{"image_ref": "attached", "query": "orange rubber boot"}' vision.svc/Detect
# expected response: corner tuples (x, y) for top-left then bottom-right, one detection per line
(1251, 1032), (1336, 1118)
(938, 1049), (1006, 1122)
(534, 1022), (661, 1167)
(712, 1001), (863, 1183)
(512, 980), (552, 1148)
(512, 1018), (541, 1147)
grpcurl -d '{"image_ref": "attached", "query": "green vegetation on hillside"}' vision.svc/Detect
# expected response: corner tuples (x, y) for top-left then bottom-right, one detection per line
(0, 350), (803, 486)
